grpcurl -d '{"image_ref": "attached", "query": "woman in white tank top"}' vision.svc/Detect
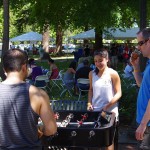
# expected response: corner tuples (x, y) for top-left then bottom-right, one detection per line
(88, 50), (122, 150)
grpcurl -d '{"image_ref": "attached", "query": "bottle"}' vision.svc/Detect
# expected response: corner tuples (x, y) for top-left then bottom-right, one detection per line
(131, 49), (141, 60)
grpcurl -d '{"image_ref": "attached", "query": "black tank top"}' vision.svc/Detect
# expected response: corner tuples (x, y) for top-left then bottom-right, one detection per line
(0, 83), (41, 149)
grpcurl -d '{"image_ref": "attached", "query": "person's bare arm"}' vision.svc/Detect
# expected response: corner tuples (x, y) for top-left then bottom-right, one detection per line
(87, 71), (93, 110)
(130, 57), (142, 87)
(39, 90), (57, 136)
(50, 65), (53, 72)
(103, 70), (122, 111)
(30, 86), (57, 136)
(70, 68), (76, 74)
(136, 99), (150, 140)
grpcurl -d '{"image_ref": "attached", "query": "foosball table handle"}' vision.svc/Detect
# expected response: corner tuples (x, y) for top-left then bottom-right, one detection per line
(89, 130), (95, 138)
(71, 131), (77, 137)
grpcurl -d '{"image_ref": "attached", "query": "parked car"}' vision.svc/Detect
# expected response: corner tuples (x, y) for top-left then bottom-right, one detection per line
(49, 45), (56, 53)
(62, 48), (77, 54)
(62, 44), (77, 54)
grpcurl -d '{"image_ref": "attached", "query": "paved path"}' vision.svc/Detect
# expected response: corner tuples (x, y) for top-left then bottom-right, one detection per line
(118, 144), (137, 150)
(118, 125), (137, 150)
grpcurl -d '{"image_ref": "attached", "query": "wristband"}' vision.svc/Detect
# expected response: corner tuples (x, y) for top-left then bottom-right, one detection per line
(87, 102), (91, 106)
(134, 69), (140, 73)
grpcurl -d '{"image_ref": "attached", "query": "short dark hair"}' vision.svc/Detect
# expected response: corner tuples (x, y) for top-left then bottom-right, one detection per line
(3, 49), (28, 73)
(83, 59), (89, 66)
(69, 61), (76, 70)
(28, 58), (35, 66)
(137, 28), (150, 40)
(94, 50), (109, 75)
(94, 50), (108, 59)
(48, 58), (54, 63)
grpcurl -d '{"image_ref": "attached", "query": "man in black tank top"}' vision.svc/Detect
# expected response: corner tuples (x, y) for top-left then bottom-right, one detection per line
(0, 49), (57, 150)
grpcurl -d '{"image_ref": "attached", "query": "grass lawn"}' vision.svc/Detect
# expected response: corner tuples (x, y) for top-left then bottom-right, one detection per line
(32, 54), (89, 101)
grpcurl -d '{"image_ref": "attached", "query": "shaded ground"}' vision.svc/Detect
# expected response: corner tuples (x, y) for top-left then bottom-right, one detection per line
(43, 125), (138, 150)
(118, 125), (137, 150)
(118, 144), (137, 150)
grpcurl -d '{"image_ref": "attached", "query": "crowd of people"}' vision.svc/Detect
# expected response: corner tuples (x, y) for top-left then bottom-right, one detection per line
(1, 27), (150, 150)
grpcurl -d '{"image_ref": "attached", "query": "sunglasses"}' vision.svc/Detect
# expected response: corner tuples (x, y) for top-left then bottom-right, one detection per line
(137, 39), (149, 46)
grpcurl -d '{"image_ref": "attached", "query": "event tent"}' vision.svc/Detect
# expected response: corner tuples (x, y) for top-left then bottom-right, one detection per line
(106, 27), (139, 40)
(10, 31), (43, 42)
(71, 27), (140, 40)
(71, 29), (95, 40)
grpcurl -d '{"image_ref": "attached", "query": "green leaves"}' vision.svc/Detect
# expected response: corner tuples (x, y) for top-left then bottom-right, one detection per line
(0, 0), (145, 40)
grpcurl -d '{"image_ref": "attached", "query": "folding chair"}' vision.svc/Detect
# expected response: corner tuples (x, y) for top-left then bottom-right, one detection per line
(45, 71), (52, 89)
(60, 73), (74, 97)
(34, 75), (50, 92)
(77, 78), (90, 101)
(51, 70), (64, 90)
(46, 71), (52, 79)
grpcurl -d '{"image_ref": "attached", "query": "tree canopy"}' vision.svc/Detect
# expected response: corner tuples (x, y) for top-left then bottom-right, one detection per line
(1, 0), (150, 45)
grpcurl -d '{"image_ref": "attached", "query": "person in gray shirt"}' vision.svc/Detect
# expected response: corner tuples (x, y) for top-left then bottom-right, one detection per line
(0, 49), (57, 150)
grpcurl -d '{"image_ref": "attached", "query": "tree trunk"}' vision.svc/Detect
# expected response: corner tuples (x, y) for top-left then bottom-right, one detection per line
(42, 23), (49, 53)
(0, 0), (9, 80)
(94, 28), (103, 50)
(83, 25), (89, 46)
(56, 25), (63, 54)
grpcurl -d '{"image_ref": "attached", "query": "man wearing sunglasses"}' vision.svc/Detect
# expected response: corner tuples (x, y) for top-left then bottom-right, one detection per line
(130, 28), (150, 149)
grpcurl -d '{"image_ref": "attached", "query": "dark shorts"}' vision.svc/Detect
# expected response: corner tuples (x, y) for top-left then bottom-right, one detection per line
(0, 146), (42, 150)
(137, 126), (150, 150)
(77, 83), (89, 90)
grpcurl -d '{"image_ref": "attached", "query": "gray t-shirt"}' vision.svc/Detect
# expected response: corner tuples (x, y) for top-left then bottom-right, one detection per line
(0, 83), (41, 149)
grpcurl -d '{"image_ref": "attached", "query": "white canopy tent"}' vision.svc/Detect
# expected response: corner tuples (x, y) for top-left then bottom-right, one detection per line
(10, 31), (43, 42)
(71, 27), (140, 40)
(10, 31), (54, 42)
(71, 29), (95, 40)
(106, 27), (139, 40)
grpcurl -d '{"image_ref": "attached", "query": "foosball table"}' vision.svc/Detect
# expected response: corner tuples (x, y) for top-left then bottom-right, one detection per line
(41, 110), (117, 149)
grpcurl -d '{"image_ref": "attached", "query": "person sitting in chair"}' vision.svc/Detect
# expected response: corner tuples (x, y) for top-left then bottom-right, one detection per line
(48, 58), (59, 79)
(75, 60), (92, 80)
(75, 59), (92, 95)
(123, 60), (134, 79)
(63, 61), (76, 85)
(27, 58), (43, 84)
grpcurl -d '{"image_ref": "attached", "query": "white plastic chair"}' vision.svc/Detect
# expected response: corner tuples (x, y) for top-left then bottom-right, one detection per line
(34, 75), (50, 92)
(45, 71), (52, 88)
(77, 78), (90, 101)
(50, 70), (64, 90)
(46, 71), (52, 79)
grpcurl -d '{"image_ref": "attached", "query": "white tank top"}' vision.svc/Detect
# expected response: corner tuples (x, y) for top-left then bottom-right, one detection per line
(92, 68), (118, 119)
